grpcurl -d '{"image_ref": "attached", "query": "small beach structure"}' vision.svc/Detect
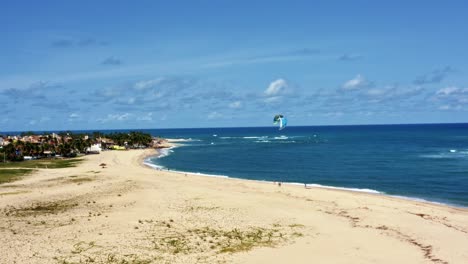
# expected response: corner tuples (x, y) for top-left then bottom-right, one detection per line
(86, 144), (102, 154)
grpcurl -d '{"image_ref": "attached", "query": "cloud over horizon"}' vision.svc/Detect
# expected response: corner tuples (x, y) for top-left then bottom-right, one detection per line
(413, 66), (456, 85)
(338, 54), (363, 61)
(101, 56), (122, 66)
(431, 86), (468, 110)
(342, 74), (372, 90)
(51, 37), (109, 48)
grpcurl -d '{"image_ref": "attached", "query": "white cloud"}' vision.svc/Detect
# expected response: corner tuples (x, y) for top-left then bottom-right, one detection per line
(432, 86), (468, 111)
(324, 111), (344, 117)
(68, 113), (80, 122)
(115, 113), (130, 120)
(263, 96), (282, 104)
(97, 113), (131, 123)
(127, 97), (135, 104)
(133, 78), (163, 90)
(207, 111), (223, 120)
(151, 91), (165, 99)
(414, 66), (455, 85)
(229, 101), (242, 109)
(366, 88), (386, 96)
(436, 86), (460, 96)
(262, 79), (293, 104)
(364, 86), (424, 102)
(97, 87), (120, 98)
(358, 111), (374, 116)
(439, 105), (462, 111)
(28, 117), (50, 125)
(342, 74), (369, 90)
(434, 86), (468, 100)
(101, 56), (122, 66)
(202, 49), (319, 69)
(338, 54), (363, 61)
(137, 112), (153, 121)
(264, 79), (288, 96)
(438, 105), (450, 110)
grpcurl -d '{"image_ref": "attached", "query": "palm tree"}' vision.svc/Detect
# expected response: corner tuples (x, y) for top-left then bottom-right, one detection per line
(24, 142), (34, 156)
(3, 143), (15, 161)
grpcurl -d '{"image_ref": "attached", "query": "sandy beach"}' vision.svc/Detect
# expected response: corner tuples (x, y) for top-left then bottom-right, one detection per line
(1, 149), (467, 264)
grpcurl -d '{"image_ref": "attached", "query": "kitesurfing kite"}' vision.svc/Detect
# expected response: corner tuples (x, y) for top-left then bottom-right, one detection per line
(273, 114), (287, 130)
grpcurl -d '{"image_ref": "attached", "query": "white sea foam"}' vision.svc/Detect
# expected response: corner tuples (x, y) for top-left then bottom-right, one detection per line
(143, 161), (164, 170)
(302, 183), (381, 194)
(388, 195), (466, 208)
(157, 147), (175, 158)
(143, 157), (467, 208)
(273, 136), (288, 140)
(243, 136), (267, 139)
(167, 138), (200, 142)
(421, 149), (468, 159)
(143, 145), (178, 169)
(163, 169), (230, 179)
(145, 152), (382, 195)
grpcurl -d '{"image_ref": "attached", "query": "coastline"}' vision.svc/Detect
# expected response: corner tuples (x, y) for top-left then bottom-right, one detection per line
(146, 147), (468, 210)
(1, 149), (467, 263)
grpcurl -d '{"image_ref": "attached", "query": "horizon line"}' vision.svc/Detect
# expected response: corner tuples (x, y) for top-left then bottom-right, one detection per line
(1, 121), (468, 134)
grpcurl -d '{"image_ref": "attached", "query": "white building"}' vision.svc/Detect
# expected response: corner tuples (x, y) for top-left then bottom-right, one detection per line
(86, 144), (102, 154)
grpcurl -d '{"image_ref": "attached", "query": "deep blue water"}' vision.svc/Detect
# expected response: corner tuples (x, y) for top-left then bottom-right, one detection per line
(145, 124), (468, 208)
(3, 124), (468, 207)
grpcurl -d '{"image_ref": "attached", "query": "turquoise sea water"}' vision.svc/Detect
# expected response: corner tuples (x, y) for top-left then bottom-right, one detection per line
(145, 124), (468, 208)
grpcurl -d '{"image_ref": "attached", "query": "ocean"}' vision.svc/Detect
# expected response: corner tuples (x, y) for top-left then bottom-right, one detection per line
(144, 124), (468, 208)
(4, 124), (468, 208)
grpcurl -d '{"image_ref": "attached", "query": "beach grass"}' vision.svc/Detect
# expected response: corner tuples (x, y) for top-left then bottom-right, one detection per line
(149, 220), (298, 255)
(0, 169), (34, 184)
(4, 199), (80, 217)
(0, 158), (83, 169)
(0, 158), (83, 184)
(152, 226), (286, 254)
(66, 177), (94, 184)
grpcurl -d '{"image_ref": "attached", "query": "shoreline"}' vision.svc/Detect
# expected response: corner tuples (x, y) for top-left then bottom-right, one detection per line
(143, 148), (468, 210)
(1, 149), (467, 263)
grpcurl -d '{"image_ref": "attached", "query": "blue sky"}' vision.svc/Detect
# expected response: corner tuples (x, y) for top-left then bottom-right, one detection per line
(1, 1), (468, 131)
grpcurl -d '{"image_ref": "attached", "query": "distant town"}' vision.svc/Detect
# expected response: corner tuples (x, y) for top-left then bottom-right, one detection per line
(0, 131), (169, 162)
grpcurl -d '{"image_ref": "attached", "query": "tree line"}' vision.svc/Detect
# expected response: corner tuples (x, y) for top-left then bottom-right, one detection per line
(0, 131), (154, 162)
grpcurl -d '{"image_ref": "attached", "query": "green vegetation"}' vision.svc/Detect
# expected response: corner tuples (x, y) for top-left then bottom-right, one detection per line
(66, 177), (94, 184)
(148, 220), (302, 255)
(0, 130), (155, 163)
(0, 158), (83, 169)
(152, 225), (284, 254)
(0, 169), (33, 184)
(55, 241), (155, 264)
(3, 200), (79, 217)
(56, 254), (154, 264)
(106, 131), (153, 148)
(0, 158), (83, 185)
